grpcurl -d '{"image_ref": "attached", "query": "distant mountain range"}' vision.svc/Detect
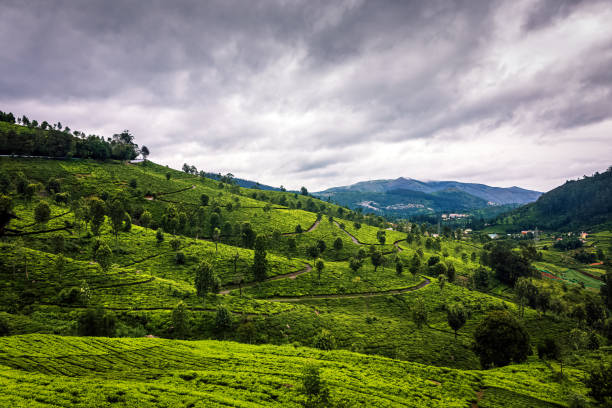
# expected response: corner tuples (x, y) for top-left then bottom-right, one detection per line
(313, 177), (541, 217)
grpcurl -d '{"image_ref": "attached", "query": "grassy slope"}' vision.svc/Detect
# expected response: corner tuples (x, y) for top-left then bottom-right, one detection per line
(0, 157), (602, 406)
(0, 334), (589, 408)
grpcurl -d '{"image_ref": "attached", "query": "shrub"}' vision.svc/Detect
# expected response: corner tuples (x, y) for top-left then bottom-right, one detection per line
(473, 310), (530, 368)
(313, 329), (335, 351)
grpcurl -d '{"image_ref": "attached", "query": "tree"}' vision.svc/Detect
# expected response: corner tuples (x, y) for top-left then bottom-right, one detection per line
(194, 261), (220, 297)
(0, 195), (15, 236)
(447, 303), (467, 339)
(241, 222), (256, 248)
(156, 228), (164, 245)
(171, 301), (190, 339)
(140, 145), (149, 160)
(412, 297), (428, 329)
(585, 361), (612, 406)
(215, 306), (233, 336)
(252, 235), (267, 281)
(377, 230), (386, 245)
(94, 242), (113, 271)
(170, 237), (181, 252)
(106, 197), (126, 241)
(300, 186), (308, 196)
(140, 210), (151, 229)
(88, 197), (106, 236)
(307, 245), (320, 261)
(473, 310), (530, 368)
(487, 242), (534, 286)
(315, 259), (325, 283)
(601, 268), (612, 310)
(438, 274), (447, 292)
(537, 336), (561, 360)
(349, 257), (362, 274)
(200, 194), (209, 206)
(301, 365), (330, 408)
(446, 262), (456, 283)
(165, 172), (171, 181)
(409, 254), (421, 279)
(212, 227), (221, 253)
(473, 267), (489, 291)
(316, 239), (326, 254)
(78, 308), (116, 337)
(395, 258), (403, 276)
(370, 251), (383, 274)
(34, 202), (51, 225)
(333, 237), (343, 251)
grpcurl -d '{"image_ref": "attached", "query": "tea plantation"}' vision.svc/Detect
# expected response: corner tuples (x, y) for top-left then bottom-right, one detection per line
(0, 152), (610, 407)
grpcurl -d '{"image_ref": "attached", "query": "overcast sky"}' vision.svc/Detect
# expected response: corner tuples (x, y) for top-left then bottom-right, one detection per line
(1, 0), (611, 192)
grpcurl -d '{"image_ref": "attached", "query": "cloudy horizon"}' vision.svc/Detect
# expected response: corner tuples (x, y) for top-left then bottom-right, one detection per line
(1, 0), (612, 193)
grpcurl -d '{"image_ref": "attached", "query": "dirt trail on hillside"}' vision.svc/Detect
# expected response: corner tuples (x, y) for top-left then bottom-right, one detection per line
(219, 263), (313, 295)
(394, 239), (406, 251)
(281, 219), (321, 236)
(333, 221), (364, 245)
(264, 277), (431, 302)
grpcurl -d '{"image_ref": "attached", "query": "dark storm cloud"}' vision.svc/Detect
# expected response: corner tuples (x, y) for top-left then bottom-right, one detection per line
(1, 0), (611, 191)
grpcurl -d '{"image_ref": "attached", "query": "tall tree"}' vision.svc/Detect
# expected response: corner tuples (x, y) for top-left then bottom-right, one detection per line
(447, 303), (467, 339)
(252, 235), (268, 281)
(194, 261), (220, 298)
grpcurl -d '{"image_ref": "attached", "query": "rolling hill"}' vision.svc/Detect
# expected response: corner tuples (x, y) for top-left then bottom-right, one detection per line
(496, 166), (612, 231)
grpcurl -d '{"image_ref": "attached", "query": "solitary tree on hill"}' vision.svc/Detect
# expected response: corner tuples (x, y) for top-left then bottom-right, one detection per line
(474, 310), (530, 368)
(447, 303), (467, 339)
(315, 259), (325, 283)
(370, 251), (383, 275)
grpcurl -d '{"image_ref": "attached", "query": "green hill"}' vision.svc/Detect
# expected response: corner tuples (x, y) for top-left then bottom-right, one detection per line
(497, 166), (612, 231)
(0, 120), (609, 407)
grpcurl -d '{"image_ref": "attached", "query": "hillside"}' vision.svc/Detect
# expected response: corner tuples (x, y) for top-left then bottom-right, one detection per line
(314, 177), (541, 217)
(496, 167), (612, 231)
(0, 136), (609, 407)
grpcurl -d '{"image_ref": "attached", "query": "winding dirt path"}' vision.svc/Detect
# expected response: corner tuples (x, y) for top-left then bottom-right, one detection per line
(394, 239), (406, 251)
(219, 263), (313, 295)
(333, 221), (364, 245)
(265, 277), (431, 302)
(281, 219), (321, 236)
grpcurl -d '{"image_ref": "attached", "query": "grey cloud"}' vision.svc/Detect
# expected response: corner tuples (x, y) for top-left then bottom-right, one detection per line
(1, 0), (611, 191)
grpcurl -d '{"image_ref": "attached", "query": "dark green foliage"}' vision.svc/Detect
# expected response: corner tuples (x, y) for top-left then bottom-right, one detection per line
(301, 365), (331, 408)
(474, 310), (530, 368)
(94, 243), (112, 271)
(427, 256), (440, 266)
(537, 337), (561, 360)
(0, 194), (14, 235)
(241, 222), (256, 248)
(447, 303), (467, 339)
(175, 251), (186, 265)
(446, 262), (456, 282)
(601, 269), (612, 310)
(412, 297), (428, 329)
(585, 361), (612, 406)
(156, 228), (164, 244)
(0, 121), (139, 160)
(508, 166), (612, 230)
(306, 245), (320, 260)
(370, 251), (383, 273)
(473, 267), (489, 291)
(34, 201), (51, 224)
(333, 237), (343, 251)
(313, 329), (335, 350)
(252, 235), (268, 281)
(78, 308), (116, 336)
(171, 301), (190, 339)
(214, 306), (233, 333)
(87, 197), (106, 235)
(194, 261), (220, 297)
(487, 242), (534, 286)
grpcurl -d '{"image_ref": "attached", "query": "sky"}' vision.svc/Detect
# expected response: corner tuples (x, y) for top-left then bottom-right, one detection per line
(1, 0), (611, 193)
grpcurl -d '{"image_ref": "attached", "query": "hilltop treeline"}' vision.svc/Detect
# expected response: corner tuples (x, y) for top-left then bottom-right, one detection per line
(0, 110), (148, 160)
(501, 166), (612, 230)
